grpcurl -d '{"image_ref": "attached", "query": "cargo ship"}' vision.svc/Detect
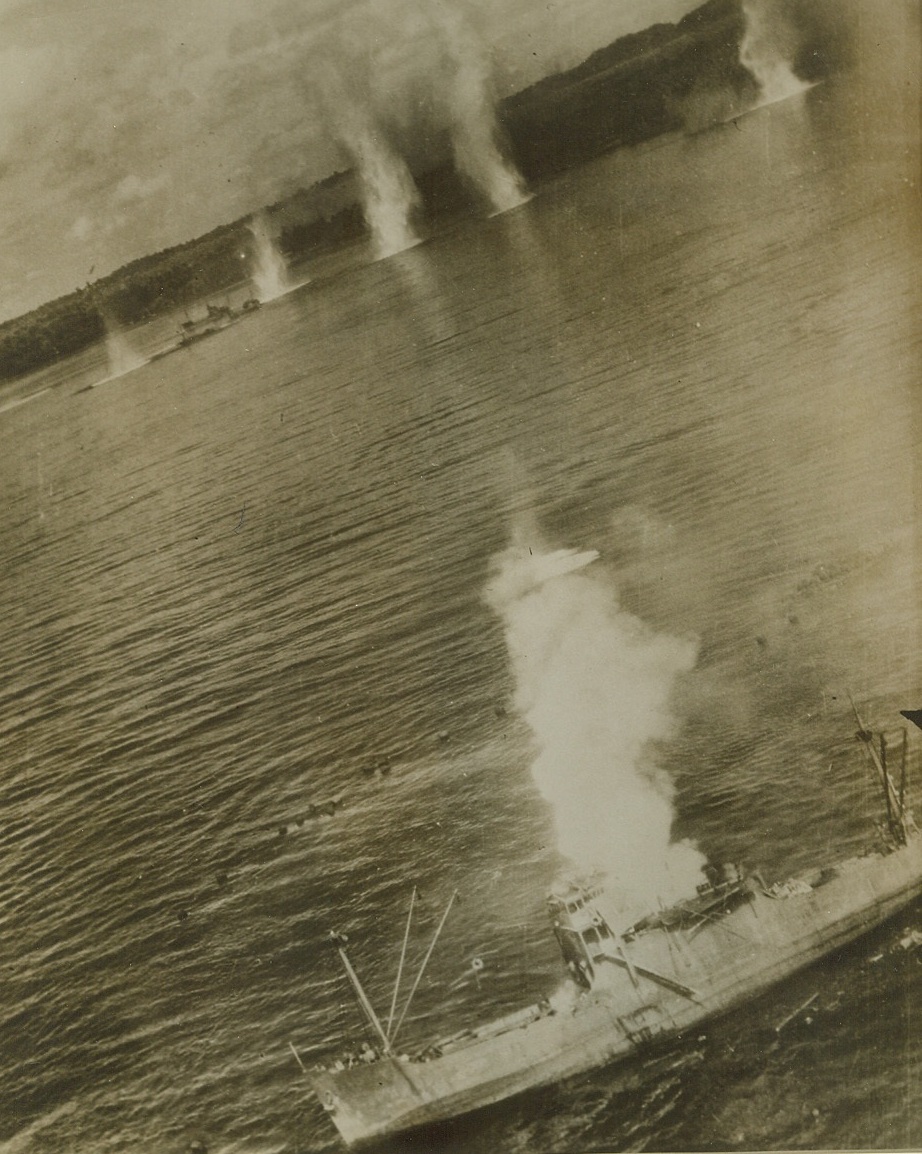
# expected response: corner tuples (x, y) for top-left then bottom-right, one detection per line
(304, 702), (922, 1147)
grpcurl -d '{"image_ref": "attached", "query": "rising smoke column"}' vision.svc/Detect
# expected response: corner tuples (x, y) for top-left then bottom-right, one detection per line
(100, 311), (146, 379)
(314, 60), (422, 261)
(486, 535), (705, 920)
(248, 212), (291, 301)
(740, 0), (811, 106)
(308, 2), (527, 252)
(434, 4), (529, 215)
(348, 128), (422, 259)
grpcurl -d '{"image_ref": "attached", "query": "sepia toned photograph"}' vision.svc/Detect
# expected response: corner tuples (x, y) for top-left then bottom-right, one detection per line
(1, 2), (919, 1152)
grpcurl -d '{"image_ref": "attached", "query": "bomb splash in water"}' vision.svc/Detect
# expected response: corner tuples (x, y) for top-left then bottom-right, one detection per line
(100, 313), (146, 380)
(740, 0), (811, 106)
(248, 213), (291, 302)
(315, 60), (422, 262)
(348, 129), (422, 260)
(435, 4), (530, 216)
(486, 533), (705, 920)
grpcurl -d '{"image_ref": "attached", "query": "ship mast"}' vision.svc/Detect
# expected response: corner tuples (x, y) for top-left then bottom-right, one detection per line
(328, 888), (457, 1055)
(328, 932), (394, 1055)
(386, 885), (417, 1038)
(899, 728), (909, 814)
(849, 695), (913, 845)
(391, 890), (457, 1045)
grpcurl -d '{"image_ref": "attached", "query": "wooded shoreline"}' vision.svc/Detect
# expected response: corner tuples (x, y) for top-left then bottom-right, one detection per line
(0, 0), (840, 383)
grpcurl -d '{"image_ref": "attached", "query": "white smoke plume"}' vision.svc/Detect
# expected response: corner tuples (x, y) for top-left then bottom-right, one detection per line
(486, 530), (705, 920)
(740, 0), (811, 106)
(100, 313), (146, 380)
(312, 58), (423, 260)
(310, 3), (527, 250)
(341, 126), (423, 260)
(350, 133), (422, 260)
(0, 0), (740, 320)
(248, 212), (291, 301)
(433, 3), (529, 214)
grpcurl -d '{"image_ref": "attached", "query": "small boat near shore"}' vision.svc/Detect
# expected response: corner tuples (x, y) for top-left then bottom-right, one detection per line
(304, 701), (922, 1148)
(177, 299), (260, 347)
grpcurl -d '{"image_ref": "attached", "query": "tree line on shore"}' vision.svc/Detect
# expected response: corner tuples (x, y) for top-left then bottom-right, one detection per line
(0, 0), (840, 382)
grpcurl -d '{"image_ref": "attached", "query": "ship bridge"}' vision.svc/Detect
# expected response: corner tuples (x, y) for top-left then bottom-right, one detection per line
(547, 875), (617, 988)
(547, 867), (753, 995)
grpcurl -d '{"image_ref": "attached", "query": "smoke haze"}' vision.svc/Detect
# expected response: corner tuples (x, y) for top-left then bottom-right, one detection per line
(486, 529), (705, 920)
(314, 59), (424, 260)
(309, 2), (529, 250)
(248, 212), (291, 300)
(101, 314), (146, 380)
(740, 0), (811, 105)
(0, 0), (703, 320)
(434, 4), (530, 214)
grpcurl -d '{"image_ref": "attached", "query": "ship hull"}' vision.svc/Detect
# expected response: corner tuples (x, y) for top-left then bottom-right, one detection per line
(310, 835), (922, 1146)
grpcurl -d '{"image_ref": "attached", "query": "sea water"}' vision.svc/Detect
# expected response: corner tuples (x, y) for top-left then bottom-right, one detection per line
(1, 56), (920, 1154)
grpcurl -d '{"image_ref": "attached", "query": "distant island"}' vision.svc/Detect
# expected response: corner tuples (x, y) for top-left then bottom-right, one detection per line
(0, 0), (839, 383)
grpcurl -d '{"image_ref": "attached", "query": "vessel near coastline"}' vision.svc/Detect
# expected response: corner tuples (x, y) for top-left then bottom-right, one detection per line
(176, 299), (260, 348)
(305, 702), (922, 1148)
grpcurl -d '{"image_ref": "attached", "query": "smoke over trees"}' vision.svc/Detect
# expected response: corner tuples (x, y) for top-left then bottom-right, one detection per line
(0, 0), (860, 379)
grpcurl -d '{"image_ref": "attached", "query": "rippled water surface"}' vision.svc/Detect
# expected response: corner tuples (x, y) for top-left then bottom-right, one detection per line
(2, 62), (920, 1154)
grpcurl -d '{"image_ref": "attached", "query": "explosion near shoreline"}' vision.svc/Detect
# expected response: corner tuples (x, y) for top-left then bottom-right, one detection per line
(0, 0), (849, 381)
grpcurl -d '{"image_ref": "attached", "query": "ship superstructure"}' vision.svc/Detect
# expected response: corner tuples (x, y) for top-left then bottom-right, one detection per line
(304, 703), (922, 1147)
